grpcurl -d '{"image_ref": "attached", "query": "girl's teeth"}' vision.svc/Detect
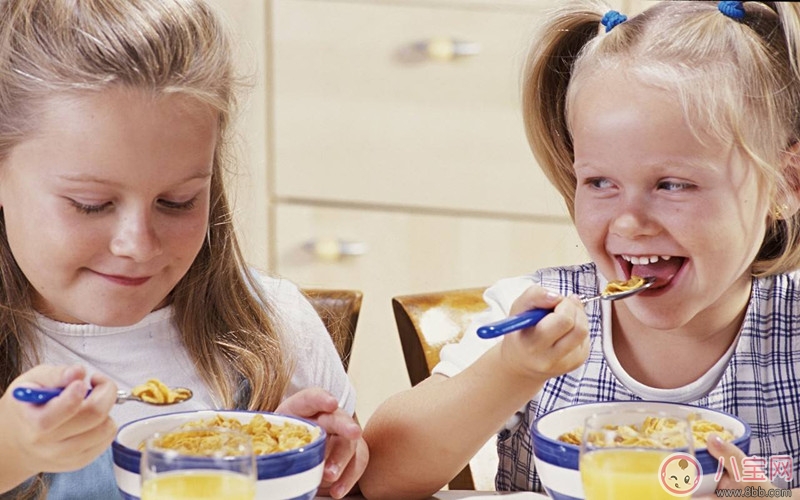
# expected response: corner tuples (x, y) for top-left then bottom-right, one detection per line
(622, 255), (672, 265)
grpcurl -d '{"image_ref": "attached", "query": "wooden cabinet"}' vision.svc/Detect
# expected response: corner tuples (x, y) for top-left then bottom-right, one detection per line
(269, 0), (594, 424)
(206, 0), (650, 489)
(209, 0), (643, 423)
(272, 0), (567, 216)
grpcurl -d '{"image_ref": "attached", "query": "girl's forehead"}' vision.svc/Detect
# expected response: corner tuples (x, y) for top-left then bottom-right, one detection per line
(9, 87), (218, 184)
(26, 88), (220, 147)
(568, 66), (680, 119)
(43, 87), (217, 119)
(569, 58), (774, 155)
(570, 67), (741, 154)
(570, 71), (706, 149)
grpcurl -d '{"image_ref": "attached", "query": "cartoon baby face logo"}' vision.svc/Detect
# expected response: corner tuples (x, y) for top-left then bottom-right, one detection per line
(659, 452), (702, 497)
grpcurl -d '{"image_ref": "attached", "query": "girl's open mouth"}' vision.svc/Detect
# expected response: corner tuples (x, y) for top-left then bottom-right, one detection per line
(618, 254), (686, 289)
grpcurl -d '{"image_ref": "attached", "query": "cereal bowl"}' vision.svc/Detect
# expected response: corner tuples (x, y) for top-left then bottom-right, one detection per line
(531, 401), (751, 500)
(112, 410), (326, 500)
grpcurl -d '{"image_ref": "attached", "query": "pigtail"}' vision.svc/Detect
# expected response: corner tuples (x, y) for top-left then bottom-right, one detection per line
(768, 3), (800, 80)
(738, 2), (800, 275)
(767, 3), (800, 147)
(521, 2), (608, 218)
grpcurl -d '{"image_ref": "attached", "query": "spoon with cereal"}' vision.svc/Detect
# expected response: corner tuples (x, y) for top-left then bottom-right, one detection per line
(476, 276), (656, 339)
(13, 378), (193, 406)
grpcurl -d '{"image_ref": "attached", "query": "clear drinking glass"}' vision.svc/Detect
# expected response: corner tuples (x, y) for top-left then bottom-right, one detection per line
(140, 427), (256, 500)
(579, 409), (699, 499)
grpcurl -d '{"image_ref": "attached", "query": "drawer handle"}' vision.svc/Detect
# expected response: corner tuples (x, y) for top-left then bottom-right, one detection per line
(303, 238), (368, 261)
(401, 37), (481, 62)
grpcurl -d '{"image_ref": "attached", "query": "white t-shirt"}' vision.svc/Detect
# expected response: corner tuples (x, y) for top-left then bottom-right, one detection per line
(32, 272), (356, 499)
(35, 272), (356, 428)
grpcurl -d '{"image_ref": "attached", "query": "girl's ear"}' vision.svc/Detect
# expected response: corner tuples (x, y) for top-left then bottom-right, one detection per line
(778, 141), (800, 218)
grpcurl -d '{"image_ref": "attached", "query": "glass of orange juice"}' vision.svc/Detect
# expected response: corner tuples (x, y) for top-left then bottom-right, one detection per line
(140, 427), (256, 500)
(579, 409), (698, 499)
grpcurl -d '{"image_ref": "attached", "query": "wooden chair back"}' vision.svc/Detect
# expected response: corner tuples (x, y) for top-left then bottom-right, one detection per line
(303, 288), (363, 371)
(392, 287), (489, 490)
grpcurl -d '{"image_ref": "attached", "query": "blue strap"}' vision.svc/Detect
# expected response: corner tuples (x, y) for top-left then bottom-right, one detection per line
(601, 10), (628, 33)
(719, 1), (746, 20)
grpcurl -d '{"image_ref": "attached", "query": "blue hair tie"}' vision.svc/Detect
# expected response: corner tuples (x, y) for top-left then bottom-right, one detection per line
(718, 1), (746, 20)
(601, 10), (627, 33)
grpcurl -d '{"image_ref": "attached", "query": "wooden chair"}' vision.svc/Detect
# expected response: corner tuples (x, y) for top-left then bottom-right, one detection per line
(303, 288), (363, 371)
(392, 287), (489, 490)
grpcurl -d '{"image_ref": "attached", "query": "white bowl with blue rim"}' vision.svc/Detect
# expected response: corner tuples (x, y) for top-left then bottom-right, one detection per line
(112, 409), (326, 500)
(532, 401), (751, 500)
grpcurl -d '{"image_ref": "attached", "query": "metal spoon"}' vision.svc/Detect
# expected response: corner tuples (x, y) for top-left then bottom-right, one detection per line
(12, 386), (194, 406)
(476, 276), (657, 339)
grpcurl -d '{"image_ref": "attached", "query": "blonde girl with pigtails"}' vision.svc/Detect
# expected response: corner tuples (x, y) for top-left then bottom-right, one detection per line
(361, 2), (800, 498)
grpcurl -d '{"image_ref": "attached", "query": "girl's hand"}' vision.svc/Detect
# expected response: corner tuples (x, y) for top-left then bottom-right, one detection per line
(276, 387), (368, 499)
(500, 286), (589, 382)
(0, 364), (117, 491)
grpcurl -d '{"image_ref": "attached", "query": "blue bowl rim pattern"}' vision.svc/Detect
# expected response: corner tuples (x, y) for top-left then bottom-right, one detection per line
(112, 409), (327, 478)
(531, 400), (752, 472)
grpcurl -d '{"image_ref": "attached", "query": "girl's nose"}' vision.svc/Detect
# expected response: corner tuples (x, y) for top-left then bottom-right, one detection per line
(609, 198), (659, 238)
(109, 212), (163, 261)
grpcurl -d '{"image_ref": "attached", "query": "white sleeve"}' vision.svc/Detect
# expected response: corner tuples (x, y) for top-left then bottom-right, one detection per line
(255, 273), (357, 416)
(432, 275), (537, 378)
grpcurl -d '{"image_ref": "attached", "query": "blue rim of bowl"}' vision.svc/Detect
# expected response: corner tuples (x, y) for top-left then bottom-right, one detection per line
(531, 401), (752, 472)
(112, 410), (327, 478)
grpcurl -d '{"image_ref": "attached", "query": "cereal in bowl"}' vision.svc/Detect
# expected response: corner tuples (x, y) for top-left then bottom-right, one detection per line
(557, 413), (735, 449)
(150, 414), (319, 456)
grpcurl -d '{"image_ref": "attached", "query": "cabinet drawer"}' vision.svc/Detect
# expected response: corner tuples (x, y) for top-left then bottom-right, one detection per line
(272, 0), (569, 217)
(274, 202), (587, 419)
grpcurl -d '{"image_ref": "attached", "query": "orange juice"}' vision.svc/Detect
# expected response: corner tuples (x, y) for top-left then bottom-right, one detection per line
(141, 470), (255, 500)
(580, 449), (681, 500)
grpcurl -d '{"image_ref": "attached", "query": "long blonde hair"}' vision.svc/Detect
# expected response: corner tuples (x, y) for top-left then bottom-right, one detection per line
(523, 0), (800, 276)
(0, 1), (291, 497)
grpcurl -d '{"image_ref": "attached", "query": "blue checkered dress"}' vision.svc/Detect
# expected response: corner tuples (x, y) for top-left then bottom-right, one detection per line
(495, 263), (800, 491)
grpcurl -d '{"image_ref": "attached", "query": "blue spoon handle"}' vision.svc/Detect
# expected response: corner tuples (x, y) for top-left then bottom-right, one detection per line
(13, 387), (64, 404)
(476, 308), (552, 338)
(13, 387), (92, 405)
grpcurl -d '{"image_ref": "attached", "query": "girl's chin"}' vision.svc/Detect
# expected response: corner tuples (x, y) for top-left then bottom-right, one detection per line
(627, 312), (689, 332)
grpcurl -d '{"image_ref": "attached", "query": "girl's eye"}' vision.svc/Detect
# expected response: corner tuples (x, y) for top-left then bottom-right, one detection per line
(658, 180), (695, 191)
(584, 177), (614, 189)
(71, 200), (111, 214)
(159, 197), (197, 211)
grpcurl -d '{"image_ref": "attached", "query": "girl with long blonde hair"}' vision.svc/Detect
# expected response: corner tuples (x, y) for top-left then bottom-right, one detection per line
(0, 1), (366, 498)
